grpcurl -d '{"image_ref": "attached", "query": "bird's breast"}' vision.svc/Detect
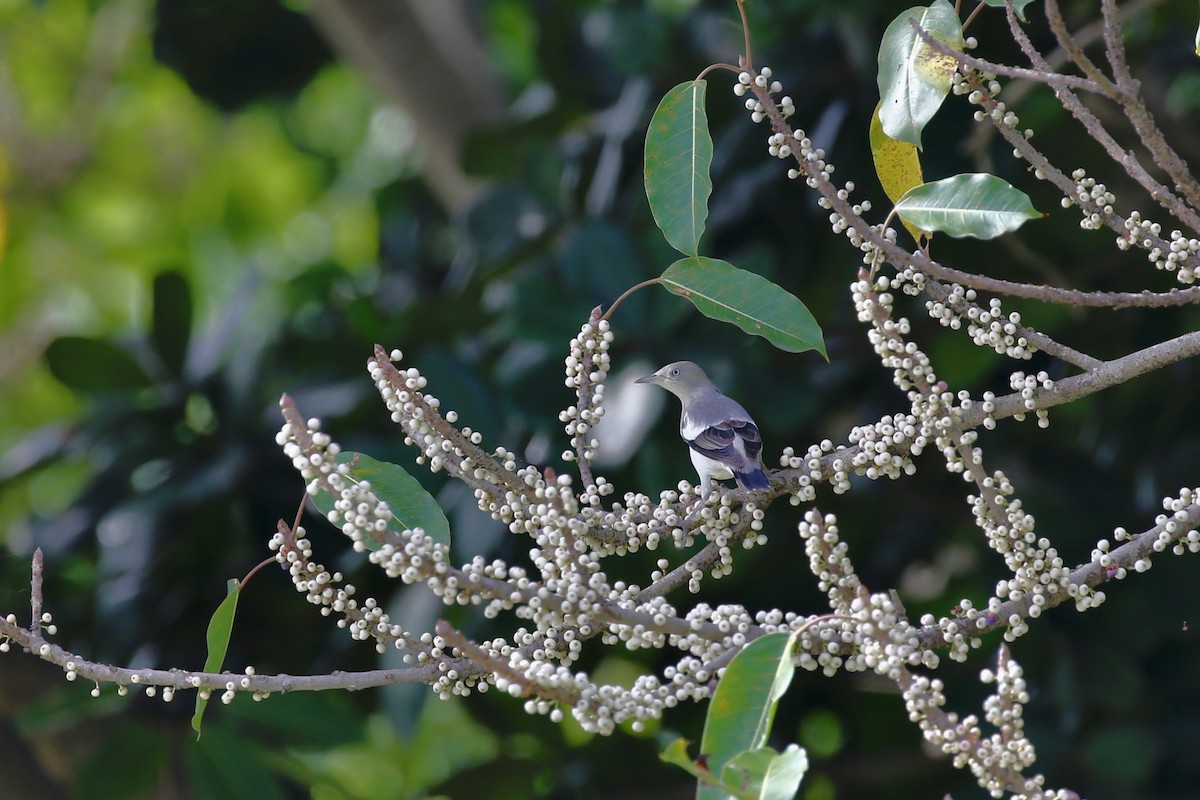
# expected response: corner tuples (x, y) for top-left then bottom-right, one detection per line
(689, 449), (735, 480)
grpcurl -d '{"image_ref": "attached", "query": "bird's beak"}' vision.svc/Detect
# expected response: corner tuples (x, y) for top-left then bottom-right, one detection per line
(635, 373), (659, 384)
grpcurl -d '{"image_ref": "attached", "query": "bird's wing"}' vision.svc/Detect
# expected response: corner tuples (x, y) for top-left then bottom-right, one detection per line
(682, 395), (763, 470)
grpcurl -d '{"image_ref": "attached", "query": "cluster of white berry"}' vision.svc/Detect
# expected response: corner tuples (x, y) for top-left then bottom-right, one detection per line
(952, 65), (1036, 155)
(561, 313), (612, 466)
(1123, 210), (1200, 283)
(1007, 371), (1052, 428)
(1067, 169), (1117, 232)
(968, 473), (1089, 634)
(1054, 165), (1200, 284)
(845, 415), (921, 481)
(795, 511), (939, 680)
(921, 282), (1036, 361)
(275, 337), (830, 730)
(737, 65), (896, 269)
(825, 184), (888, 268)
(968, 75), (1023, 133)
(734, 66), (790, 122)
(778, 441), (835, 498)
(1093, 487), (1200, 579)
(368, 349), (499, 489)
(735, 66), (830, 185)
(968, 297), (1032, 358)
(776, 414), (925, 502)
(265, 525), (424, 657)
(902, 645), (1053, 799)
(277, 393), (451, 582)
(853, 275), (939, 397)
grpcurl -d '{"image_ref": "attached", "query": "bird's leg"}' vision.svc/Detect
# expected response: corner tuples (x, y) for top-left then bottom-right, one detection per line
(681, 477), (715, 526)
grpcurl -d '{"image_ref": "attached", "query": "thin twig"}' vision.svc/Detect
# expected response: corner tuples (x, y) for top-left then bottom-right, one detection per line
(437, 620), (583, 705)
(571, 307), (604, 487)
(914, 498), (1200, 647)
(29, 548), (43, 635)
(917, 15), (1200, 237)
(998, 3), (1200, 235)
(1044, 0), (1120, 94)
(1098, 0), (1200, 211)
(1099, 0), (1132, 89)
(922, 277), (1103, 371)
(932, 38), (1112, 97)
(749, 65), (1198, 317)
(920, 254), (1200, 310)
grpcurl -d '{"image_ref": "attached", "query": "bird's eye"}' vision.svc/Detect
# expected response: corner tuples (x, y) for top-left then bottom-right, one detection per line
(670, 368), (680, 376)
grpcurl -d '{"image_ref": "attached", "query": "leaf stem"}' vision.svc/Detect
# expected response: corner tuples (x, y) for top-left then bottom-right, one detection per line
(602, 278), (663, 322)
(735, 0), (752, 70)
(696, 62), (742, 81)
(961, 0), (986, 32)
(241, 493), (306, 589)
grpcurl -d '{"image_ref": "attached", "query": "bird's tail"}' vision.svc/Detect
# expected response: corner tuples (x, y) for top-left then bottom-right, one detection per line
(735, 468), (771, 491)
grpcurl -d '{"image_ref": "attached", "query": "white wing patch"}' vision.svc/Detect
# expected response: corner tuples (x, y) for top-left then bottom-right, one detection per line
(680, 412), (708, 440)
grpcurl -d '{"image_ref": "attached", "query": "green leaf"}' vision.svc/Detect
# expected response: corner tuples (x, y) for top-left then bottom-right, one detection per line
(660, 257), (826, 358)
(45, 336), (153, 392)
(645, 80), (713, 257)
(192, 579), (241, 737)
(309, 451), (451, 550)
(721, 745), (809, 800)
(698, 632), (798, 800)
(982, 0), (1035, 22)
(151, 270), (193, 376)
(877, 0), (964, 148)
(895, 173), (1044, 238)
(759, 747), (810, 800)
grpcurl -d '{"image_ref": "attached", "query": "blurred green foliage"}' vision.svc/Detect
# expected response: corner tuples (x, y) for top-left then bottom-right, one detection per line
(2, 0), (1200, 798)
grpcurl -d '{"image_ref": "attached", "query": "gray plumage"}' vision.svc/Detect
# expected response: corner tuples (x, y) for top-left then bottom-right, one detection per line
(636, 361), (770, 498)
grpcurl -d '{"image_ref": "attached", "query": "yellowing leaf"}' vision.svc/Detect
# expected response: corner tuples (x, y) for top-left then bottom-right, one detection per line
(869, 102), (926, 244)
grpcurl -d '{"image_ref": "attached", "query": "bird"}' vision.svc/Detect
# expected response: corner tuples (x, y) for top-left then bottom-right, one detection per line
(636, 361), (770, 500)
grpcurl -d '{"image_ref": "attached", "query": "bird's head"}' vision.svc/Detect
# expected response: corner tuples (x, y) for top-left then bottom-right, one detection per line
(635, 361), (716, 401)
